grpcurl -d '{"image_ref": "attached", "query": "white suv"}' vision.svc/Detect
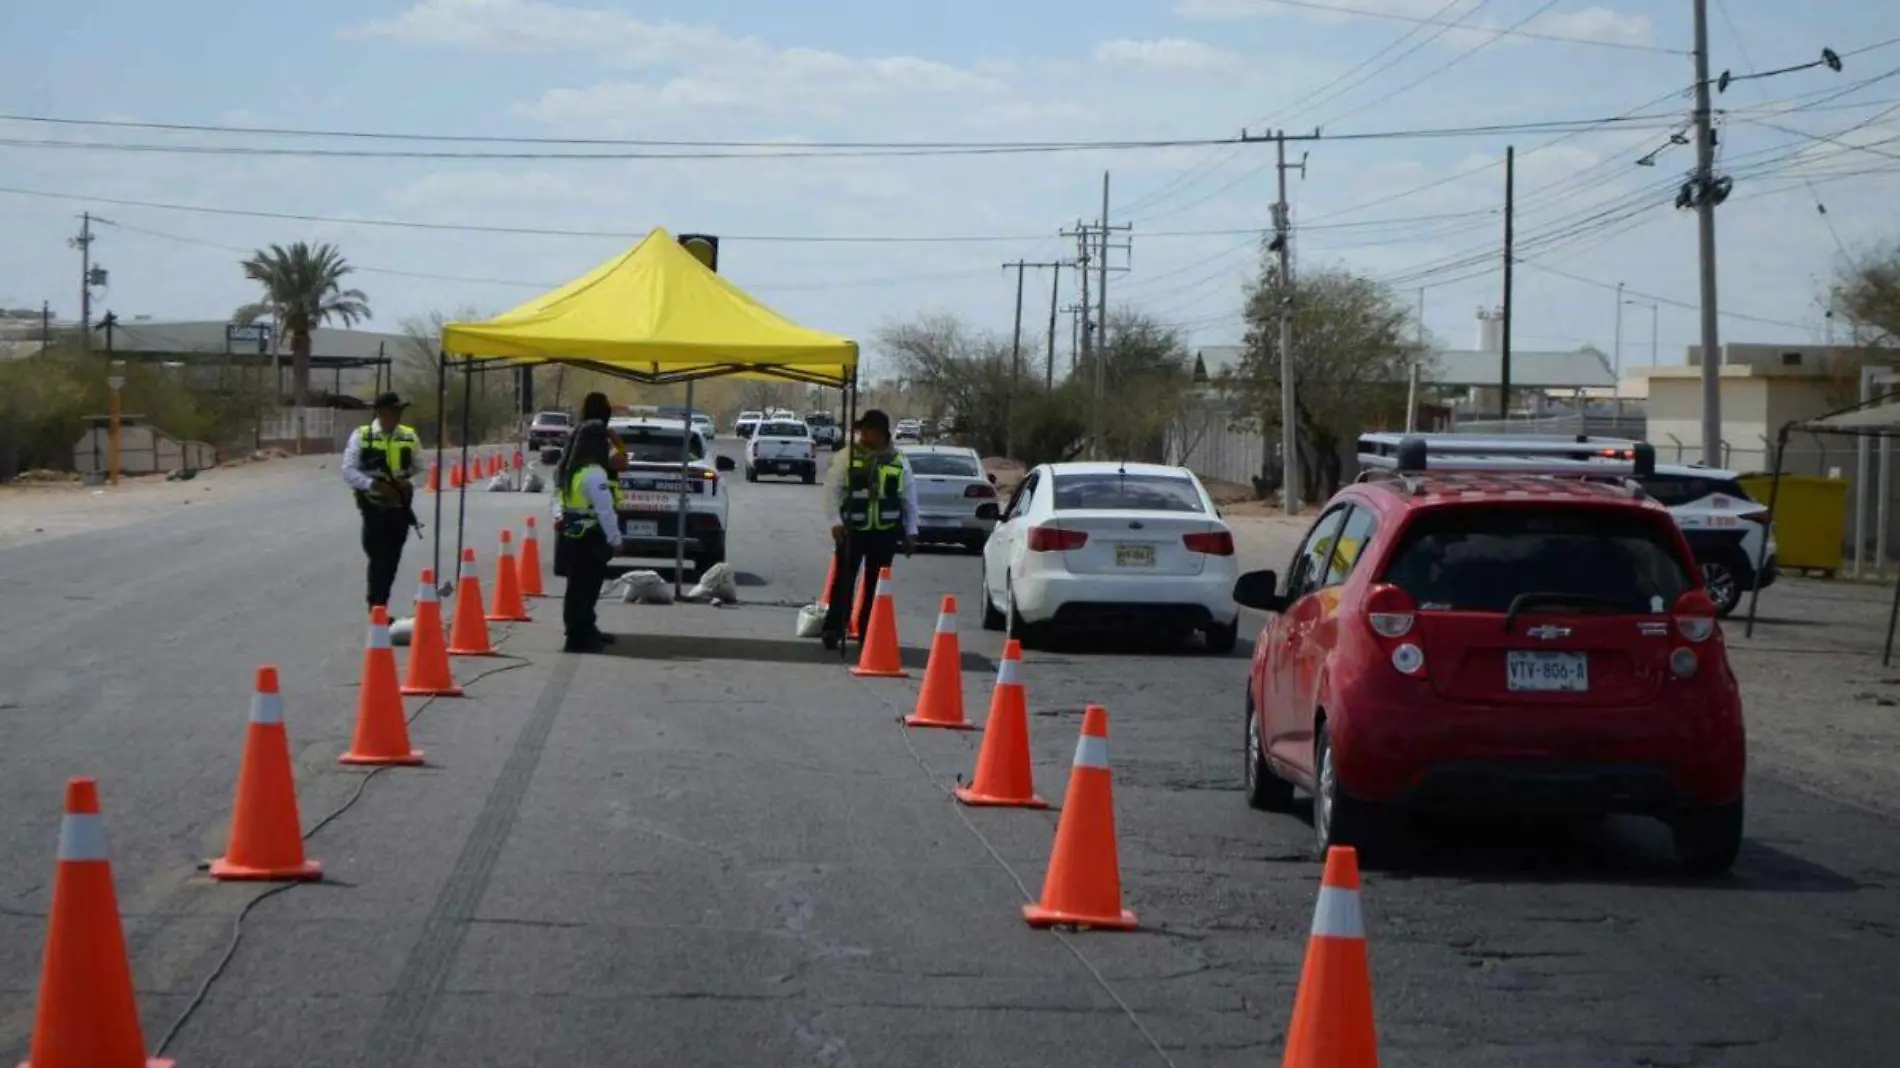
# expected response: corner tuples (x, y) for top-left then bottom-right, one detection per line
(594, 418), (736, 575)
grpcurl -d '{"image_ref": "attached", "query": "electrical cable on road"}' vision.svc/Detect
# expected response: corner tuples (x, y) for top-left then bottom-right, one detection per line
(150, 628), (534, 1058)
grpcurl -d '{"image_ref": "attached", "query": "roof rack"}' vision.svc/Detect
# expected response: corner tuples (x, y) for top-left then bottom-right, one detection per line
(1356, 432), (1657, 478)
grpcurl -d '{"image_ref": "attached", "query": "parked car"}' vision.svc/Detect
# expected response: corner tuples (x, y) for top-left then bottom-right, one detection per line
(900, 443), (998, 553)
(600, 417), (738, 575)
(734, 410), (763, 438)
(527, 410), (573, 451)
(894, 419), (923, 444)
(806, 412), (843, 449)
(1638, 463), (1778, 616)
(979, 461), (1240, 652)
(1233, 433), (1744, 874)
(744, 418), (817, 483)
(690, 413), (716, 441)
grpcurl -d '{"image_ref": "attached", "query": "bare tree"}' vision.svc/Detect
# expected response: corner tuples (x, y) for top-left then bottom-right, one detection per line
(1834, 240), (1900, 350)
(1224, 259), (1427, 501)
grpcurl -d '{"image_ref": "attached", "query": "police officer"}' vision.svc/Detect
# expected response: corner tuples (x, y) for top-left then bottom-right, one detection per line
(821, 409), (918, 649)
(555, 422), (624, 653)
(340, 391), (423, 611)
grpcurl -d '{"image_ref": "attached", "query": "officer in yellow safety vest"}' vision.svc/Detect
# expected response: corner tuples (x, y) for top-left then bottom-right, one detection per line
(340, 391), (423, 611)
(554, 421), (624, 653)
(821, 409), (919, 649)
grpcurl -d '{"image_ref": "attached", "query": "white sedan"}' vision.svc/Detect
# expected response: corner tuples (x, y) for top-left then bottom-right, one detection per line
(979, 461), (1241, 653)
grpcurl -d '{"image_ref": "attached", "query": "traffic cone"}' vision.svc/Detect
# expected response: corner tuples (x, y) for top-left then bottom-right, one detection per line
(513, 449), (524, 471)
(818, 554), (837, 610)
(906, 596), (975, 729)
(490, 453), (502, 477)
(449, 461), (463, 489)
(340, 607), (424, 766)
(447, 547), (498, 657)
(519, 517), (547, 598)
(954, 640), (1047, 808)
(426, 463), (440, 493)
(1023, 705), (1136, 931)
(850, 567), (908, 678)
(487, 529), (532, 622)
(20, 778), (172, 1068)
(401, 570), (463, 697)
(210, 666), (323, 882)
(1281, 847), (1380, 1066)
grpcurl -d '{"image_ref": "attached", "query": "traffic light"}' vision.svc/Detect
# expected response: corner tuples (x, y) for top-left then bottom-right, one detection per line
(678, 233), (719, 272)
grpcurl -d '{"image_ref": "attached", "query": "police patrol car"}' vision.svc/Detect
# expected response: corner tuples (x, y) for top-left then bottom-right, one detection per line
(602, 417), (737, 576)
(1637, 462), (1778, 617)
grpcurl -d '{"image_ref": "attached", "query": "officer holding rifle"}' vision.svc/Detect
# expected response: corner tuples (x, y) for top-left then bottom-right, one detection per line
(340, 391), (424, 611)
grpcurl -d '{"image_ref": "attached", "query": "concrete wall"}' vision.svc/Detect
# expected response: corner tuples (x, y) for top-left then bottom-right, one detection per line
(72, 425), (216, 475)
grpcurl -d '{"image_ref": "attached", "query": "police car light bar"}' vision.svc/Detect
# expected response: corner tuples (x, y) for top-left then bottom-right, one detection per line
(1356, 433), (1656, 478)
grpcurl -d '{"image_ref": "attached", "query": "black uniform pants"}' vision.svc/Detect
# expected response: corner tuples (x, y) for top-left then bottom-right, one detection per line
(558, 530), (612, 644)
(823, 529), (900, 638)
(360, 506), (411, 609)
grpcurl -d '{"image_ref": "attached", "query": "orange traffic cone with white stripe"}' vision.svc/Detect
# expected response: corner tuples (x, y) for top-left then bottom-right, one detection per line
(906, 596), (975, 729)
(955, 640), (1047, 808)
(1281, 847), (1380, 1068)
(850, 567), (908, 678)
(401, 570), (463, 697)
(447, 547), (498, 656)
(210, 666), (323, 881)
(818, 554), (837, 611)
(487, 529), (532, 622)
(1023, 705), (1136, 931)
(21, 778), (172, 1068)
(340, 607), (424, 766)
(519, 517), (548, 598)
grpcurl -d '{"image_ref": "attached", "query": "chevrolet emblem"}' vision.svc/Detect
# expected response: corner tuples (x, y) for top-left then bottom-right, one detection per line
(1526, 624), (1571, 640)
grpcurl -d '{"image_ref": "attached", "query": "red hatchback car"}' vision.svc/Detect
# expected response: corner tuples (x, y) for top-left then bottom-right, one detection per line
(1233, 435), (1746, 875)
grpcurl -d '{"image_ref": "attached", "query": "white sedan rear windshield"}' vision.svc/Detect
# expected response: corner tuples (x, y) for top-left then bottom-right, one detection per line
(908, 453), (980, 477)
(759, 422), (808, 437)
(1052, 472), (1204, 512)
(1381, 507), (1693, 613)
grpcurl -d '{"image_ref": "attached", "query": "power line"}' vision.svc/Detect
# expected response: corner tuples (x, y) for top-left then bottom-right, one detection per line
(1313, 0), (1563, 128)
(1194, 0), (1686, 53)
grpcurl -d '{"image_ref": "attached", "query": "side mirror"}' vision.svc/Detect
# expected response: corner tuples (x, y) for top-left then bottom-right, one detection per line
(986, 472), (998, 485)
(715, 455), (737, 472)
(975, 502), (1000, 521)
(1233, 570), (1287, 613)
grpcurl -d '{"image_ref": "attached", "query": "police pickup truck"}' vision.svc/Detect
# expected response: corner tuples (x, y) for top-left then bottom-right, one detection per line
(601, 417), (737, 575)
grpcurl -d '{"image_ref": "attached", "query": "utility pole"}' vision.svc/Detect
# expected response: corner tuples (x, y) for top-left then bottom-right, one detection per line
(1095, 174), (1111, 462)
(1271, 131), (1306, 515)
(1690, 0), (1723, 466)
(1501, 145), (1516, 421)
(1063, 221), (1093, 371)
(1063, 303), (1086, 372)
(39, 300), (50, 354)
(70, 213), (94, 351)
(1004, 259), (1028, 460)
(1613, 281), (1625, 420)
(1046, 262), (1063, 389)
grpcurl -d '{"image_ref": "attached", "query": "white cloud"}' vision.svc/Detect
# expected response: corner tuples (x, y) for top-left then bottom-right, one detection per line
(353, 0), (1005, 122)
(1092, 37), (1242, 76)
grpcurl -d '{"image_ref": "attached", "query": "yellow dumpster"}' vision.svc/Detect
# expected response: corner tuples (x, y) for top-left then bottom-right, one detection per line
(1737, 473), (1847, 575)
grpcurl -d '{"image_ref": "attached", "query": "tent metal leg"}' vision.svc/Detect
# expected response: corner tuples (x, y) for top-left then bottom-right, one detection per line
(433, 350), (446, 587)
(455, 359), (472, 576)
(841, 379), (858, 660)
(1743, 428), (1788, 639)
(674, 381), (693, 600)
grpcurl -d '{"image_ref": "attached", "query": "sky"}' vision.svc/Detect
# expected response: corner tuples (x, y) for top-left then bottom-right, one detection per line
(1, 0), (1896, 380)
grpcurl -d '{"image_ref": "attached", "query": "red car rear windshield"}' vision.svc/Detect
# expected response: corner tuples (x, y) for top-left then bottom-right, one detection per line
(1379, 506), (1693, 613)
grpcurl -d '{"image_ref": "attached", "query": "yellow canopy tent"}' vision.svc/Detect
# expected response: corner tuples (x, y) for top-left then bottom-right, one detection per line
(439, 226), (859, 387)
(426, 227), (863, 609)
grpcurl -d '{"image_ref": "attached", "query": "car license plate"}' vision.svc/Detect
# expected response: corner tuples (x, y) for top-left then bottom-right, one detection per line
(1114, 543), (1156, 568)
(623, 520), (658, 538)
(621, 492), (675, 512)
(1506, 651), (1588, 692)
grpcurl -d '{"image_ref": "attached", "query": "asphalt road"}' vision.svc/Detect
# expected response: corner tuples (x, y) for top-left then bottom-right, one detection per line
(1, 442), (1897, 1067)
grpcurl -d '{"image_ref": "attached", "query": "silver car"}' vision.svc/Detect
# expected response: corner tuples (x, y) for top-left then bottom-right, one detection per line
(900, 444), (999, 553)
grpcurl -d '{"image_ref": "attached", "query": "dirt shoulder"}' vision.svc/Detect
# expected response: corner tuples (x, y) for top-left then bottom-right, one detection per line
(0, 455), (332, 549)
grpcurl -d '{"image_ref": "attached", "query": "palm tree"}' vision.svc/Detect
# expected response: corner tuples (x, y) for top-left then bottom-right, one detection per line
(237, 242), (371, 418)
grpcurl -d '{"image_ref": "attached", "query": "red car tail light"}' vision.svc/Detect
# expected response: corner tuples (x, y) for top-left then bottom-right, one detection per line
(1026, 526), (1087, 552)
(1673, 589), (1716, 642)
(1364, 583), (1416, 639)
(964, 483), (997, 499)
(1182, 530), (1235, 555)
